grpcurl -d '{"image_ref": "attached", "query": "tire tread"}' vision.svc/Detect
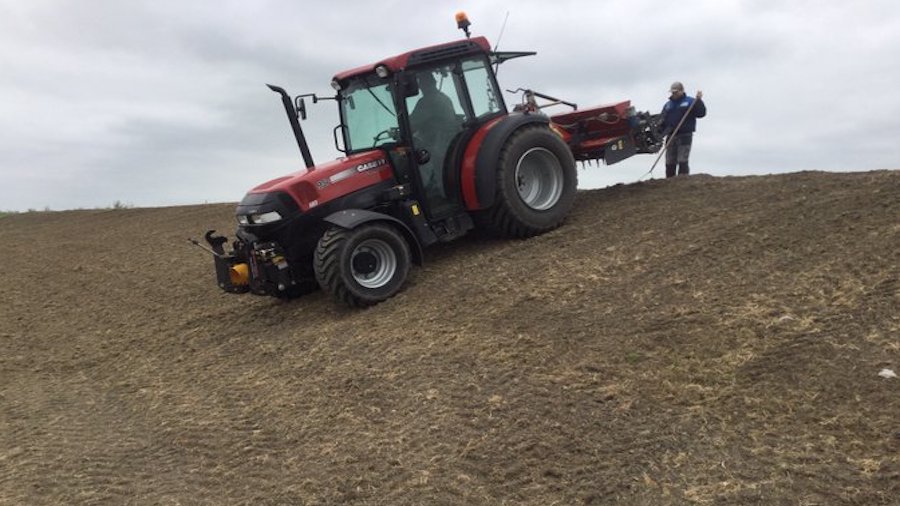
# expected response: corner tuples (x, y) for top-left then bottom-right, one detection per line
(478, 125), (577, 238)
(314, 224), (410, 308)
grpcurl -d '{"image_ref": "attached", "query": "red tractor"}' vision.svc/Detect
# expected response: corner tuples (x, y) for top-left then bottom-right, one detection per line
(200, 16), (663, 307)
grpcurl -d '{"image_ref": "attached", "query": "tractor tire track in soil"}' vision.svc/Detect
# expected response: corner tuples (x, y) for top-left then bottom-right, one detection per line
(1, 170), (898, 504)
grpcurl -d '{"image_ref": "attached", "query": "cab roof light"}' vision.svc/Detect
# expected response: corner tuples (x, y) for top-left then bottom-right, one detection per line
(456, 11), (471, 38)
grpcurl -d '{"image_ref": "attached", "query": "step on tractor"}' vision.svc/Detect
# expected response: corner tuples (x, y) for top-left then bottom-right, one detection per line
(198, 13), (664, 307)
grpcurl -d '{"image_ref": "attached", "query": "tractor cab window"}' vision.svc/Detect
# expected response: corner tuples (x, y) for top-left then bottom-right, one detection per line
(462, 58), (503, 118)
(405, 67), (467, 125)
(340, 77), (400, 152)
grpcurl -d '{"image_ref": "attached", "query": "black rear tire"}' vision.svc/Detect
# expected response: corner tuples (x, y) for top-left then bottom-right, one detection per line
(477, 125), (577, 238)
(314, 223), (411, 307)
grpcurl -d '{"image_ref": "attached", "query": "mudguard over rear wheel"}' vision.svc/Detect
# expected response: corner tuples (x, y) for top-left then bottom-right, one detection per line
(314, 223), (411, 307)
(478, 125), (578, 238)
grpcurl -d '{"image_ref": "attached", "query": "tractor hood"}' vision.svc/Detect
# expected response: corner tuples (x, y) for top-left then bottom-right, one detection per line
(242, 150), (393, 215)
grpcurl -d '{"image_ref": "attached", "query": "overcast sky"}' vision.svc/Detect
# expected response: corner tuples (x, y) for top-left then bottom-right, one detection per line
(1, 0), (898, 211)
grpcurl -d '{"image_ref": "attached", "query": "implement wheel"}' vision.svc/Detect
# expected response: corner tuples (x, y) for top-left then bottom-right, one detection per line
(479, 125), (577, 238)
(314, 223), (411, 307)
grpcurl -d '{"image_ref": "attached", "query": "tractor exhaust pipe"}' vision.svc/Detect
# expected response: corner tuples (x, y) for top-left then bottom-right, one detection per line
(266, 84), (315, 169)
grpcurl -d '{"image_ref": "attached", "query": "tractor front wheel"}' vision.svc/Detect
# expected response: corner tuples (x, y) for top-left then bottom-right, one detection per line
(314, 223), (411, 307)
(479, 125), (577, 238)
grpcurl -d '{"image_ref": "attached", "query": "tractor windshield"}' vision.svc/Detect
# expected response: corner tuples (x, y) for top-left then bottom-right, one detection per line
(340, 76), (400, 152)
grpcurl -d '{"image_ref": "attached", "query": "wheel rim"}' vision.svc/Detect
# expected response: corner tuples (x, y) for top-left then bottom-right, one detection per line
(515, 147), (564, 211)
(350, 238), (397, 289)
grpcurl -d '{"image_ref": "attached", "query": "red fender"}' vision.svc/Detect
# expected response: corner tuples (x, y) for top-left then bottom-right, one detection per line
(459, 113), (551, 210)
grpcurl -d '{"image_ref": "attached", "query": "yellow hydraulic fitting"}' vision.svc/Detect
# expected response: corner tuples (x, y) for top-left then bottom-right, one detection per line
(229, 263), (250, 286)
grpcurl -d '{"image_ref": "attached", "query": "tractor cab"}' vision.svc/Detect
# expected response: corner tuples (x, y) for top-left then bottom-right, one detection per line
(333, 36), (506, 227)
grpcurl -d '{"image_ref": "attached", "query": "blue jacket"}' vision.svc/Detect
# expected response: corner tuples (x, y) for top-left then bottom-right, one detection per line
(661, 95), (706, 136)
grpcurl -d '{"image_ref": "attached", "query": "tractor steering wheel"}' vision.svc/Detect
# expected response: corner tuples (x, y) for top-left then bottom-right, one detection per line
(373, 127), (399, 144)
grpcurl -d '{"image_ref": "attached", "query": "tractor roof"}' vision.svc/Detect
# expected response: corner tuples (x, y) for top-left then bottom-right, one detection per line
(333, 36), (492, 83)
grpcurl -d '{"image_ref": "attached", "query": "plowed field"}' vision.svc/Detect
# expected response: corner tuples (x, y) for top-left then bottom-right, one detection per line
(2, 171), (898, 504)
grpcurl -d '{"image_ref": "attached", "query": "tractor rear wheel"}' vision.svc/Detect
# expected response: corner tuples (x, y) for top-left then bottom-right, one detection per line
(479, 125), (577, 238)
(314, 223), (411, 307)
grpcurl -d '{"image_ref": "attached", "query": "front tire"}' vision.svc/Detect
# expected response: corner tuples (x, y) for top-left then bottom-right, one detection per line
(478, 125), (577, 238)
(314, 223), (411, 307)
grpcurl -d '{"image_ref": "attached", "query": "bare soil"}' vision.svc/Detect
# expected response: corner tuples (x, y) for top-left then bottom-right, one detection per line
(2, 170), (898, 505)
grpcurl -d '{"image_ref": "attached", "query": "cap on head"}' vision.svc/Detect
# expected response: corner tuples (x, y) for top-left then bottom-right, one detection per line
(670, 81), (685, 93)
(418, 71), (438, 92)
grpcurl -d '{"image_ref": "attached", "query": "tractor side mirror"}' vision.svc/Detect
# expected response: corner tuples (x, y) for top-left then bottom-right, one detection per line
(402, 74), (419, 98)
(295, 97), (308, 120)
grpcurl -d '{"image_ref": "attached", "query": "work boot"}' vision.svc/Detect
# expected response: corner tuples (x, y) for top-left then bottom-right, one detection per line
(665, 164), (676, 178)
(678, 163), (690, 176)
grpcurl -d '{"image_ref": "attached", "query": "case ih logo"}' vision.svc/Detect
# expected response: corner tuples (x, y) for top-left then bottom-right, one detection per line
(355, 159), (386, 172)
(319, 158), (387, 188)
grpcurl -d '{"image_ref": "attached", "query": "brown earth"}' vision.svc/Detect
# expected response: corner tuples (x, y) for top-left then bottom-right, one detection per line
(1, 170), (898, 505)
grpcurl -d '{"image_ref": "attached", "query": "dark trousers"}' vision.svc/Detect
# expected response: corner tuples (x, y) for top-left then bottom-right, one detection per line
(665, 133), (693, 178)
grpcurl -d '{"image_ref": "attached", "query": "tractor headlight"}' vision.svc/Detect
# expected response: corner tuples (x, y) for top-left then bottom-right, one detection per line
(237, 210), (283, 225)
(250, 211), (282, 224)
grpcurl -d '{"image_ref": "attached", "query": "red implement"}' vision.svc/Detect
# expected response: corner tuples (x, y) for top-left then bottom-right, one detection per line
(550, 101), (639, 164)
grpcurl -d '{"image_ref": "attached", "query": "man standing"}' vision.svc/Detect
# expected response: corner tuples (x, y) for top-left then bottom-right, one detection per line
(661, 82), (706, 178)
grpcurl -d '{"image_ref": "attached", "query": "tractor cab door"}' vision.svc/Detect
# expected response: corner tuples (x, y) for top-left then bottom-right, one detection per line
(405, 65), (467, 218)
(404, 58), (506, 219)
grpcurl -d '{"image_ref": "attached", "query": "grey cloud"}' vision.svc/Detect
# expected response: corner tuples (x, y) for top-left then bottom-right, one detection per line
(1, 1), (898, 211)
